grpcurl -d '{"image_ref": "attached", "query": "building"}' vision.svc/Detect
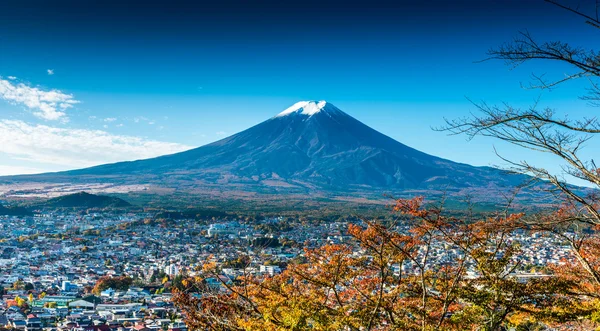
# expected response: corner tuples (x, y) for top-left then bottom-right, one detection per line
(207, 223), (239, 238)
(61, 281), (78, 292)
(259, 265), (281, 276)
(25, 314), (42, 331)
(68, 299), (96, 310)
(164, 264), (179, 277)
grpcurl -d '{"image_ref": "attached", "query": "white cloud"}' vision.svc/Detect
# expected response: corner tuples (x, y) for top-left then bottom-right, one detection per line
(47, 69), (54, 75)
(0, 78), (79, 121)
(134, 116), (149, 123)
(0, 120), (192, 168)
(216, 131), (227, 136)
(104, 117), (117, 122)
(132, 116), (159, 125)
(7, 76), (16, 80)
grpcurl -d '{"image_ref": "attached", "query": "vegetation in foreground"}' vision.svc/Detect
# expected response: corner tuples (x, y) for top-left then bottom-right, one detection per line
(173, 196), (600, 331)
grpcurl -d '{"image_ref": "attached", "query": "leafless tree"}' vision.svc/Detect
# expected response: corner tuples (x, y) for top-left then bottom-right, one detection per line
(439, 0), (600, 296)
(441, 0), (600, 224)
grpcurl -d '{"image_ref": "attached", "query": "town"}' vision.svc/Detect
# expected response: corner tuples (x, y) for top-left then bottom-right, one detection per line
(0, 208), (575, 331)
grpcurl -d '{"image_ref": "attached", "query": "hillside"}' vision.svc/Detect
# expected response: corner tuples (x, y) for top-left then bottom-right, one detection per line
(41, 192), (132, 208)
(0, 204), (32, 216)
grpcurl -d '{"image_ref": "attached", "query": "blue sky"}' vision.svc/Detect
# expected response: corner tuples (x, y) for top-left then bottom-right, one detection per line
(0, 0), (597, 184)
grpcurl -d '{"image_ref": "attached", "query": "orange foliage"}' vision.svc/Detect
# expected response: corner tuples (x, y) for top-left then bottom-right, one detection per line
(173, 197), (593, 330)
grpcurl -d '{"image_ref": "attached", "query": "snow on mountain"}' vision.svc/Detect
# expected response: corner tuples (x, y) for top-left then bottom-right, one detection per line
(276, 100), (333, 117)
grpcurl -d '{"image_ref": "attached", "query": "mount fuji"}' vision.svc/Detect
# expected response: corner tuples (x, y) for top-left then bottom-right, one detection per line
(0, 101), (528, 202)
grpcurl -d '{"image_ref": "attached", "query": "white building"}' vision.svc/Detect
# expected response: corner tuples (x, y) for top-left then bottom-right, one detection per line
(207, 223), (239, 238)
(259, 265), (281, 276)
(164, 264), (179, 276)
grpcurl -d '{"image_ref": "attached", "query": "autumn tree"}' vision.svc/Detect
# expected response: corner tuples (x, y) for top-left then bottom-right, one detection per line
(13, 296), (28, 309)
(44, 302), (57, 308)
(92, 276), (133, 295)
(174, 197), (577, 331)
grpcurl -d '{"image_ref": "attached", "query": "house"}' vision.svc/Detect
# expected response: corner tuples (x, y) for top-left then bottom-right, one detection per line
(68, 300), (95, 310)
(100, 289), (115, 297)
(10, 319), (27, 330)
(25, 314), (42, 331)
(6, 308), (25, 321)
(132, 323), (150, 331)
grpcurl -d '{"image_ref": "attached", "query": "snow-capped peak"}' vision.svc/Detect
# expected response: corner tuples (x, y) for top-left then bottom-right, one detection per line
(276, 100), (332, 117)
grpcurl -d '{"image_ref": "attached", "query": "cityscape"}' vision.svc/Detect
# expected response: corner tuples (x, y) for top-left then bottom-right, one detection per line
(0, 207), (578, 331)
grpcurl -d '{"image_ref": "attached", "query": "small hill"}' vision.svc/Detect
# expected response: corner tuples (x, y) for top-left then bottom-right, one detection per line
(43, 192), (131, 208)
(0, 204), (32, 216)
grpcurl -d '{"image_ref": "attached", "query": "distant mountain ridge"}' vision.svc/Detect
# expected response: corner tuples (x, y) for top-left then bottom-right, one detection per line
(0, 101), (532, 203)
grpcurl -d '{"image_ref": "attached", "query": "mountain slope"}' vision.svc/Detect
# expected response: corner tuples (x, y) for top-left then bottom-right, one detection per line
(0, 101), (528, 200)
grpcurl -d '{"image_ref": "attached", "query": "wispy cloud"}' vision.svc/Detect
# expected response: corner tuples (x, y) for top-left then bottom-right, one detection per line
(216, 131), (227, 136)
(104, 117), (117, 122)
(47, 69), (54, 75)
(132, 116), (158, 125)
(0, 77), (79, 121)
(0, 120), (192, 167)
(7, 76), (16, 80)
